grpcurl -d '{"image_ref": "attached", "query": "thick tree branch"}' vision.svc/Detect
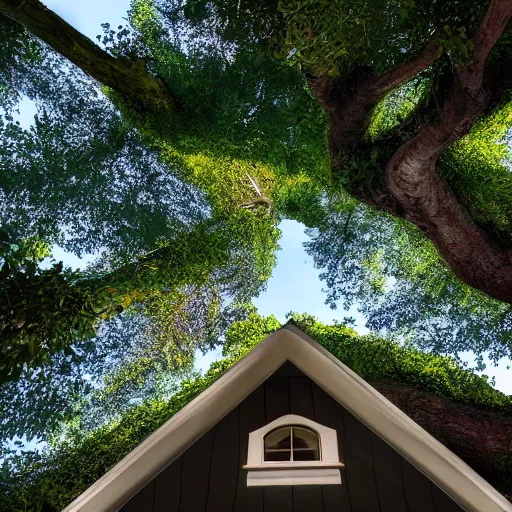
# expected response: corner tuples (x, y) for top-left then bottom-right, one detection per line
(385, 0), (512, 304)
(308, 38), (442, 152)
(0, 0), (178, 122)
(372, 38), (443, 97)
(373, 380), (512, 498)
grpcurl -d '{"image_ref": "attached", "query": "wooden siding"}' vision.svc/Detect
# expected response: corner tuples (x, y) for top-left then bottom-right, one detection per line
(120, 361), (465, 512)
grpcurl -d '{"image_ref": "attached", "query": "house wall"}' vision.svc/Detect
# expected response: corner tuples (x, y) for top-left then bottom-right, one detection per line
(120, 362), (465, 512)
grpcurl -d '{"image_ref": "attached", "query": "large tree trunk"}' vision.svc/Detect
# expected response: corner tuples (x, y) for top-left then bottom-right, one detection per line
(307, 39), (442, 154)
(311, 0), (512, 305)
(0, 0), (177, 122)
(373, 380), (512, 500)
(384, 0), (512, 304)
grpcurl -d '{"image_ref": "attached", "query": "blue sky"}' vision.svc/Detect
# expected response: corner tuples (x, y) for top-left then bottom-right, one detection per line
(24, 0), (511, 395)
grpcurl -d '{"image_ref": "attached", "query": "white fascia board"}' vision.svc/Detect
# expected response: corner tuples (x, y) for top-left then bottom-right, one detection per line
(64, 325), (512, 512)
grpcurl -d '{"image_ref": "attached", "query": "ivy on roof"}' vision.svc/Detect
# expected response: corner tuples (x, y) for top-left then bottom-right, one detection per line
(1, 313), (510, 512)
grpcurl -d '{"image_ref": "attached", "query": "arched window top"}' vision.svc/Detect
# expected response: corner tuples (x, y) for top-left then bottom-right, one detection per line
(244, 414), (343, 486)
(264, 426), (320, 462)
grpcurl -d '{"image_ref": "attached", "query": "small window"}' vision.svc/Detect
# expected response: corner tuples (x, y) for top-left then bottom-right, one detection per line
(264, 426), (320, 462)
(244, 414), (343, 486)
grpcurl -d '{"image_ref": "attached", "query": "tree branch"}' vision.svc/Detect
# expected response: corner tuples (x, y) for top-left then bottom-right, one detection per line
(385, 0), (512, 304)
(239, 197), (272, 209)
(371, 38), (443, 97)
(0, 0), (178, 122)
(308, 37), (442, 152)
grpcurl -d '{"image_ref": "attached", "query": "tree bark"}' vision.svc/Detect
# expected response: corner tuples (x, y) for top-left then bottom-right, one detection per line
(372, 380), (512, 499)
(0, 0), (178, 122)
(384, 0), (512, 304)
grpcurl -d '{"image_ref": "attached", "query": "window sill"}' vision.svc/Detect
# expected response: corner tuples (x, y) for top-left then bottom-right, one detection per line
(243, 462), (344, 470)
(246, 466), (342, 486)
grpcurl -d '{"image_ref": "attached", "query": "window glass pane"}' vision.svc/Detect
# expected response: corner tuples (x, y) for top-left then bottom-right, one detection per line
(264, 427), (291, 461)
(292, 427), (320, 461)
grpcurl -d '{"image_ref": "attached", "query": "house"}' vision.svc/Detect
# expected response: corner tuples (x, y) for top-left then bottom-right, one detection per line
(64, 322), (512, 512)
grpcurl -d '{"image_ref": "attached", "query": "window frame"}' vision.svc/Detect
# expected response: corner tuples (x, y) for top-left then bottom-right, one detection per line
(244, 414), (343, 486)
(263, 425), (320, 462)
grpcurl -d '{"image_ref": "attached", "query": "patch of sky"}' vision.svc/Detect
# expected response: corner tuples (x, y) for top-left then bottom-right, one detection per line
(504, 126), (512, 171)
(253, 220), (367, 331)
(3, 435), (46, 461)
(459, 352), (512, 395)
(40, 245), (97, 271)
(10, 95), (37, 130)
(43, 0), (132, 41)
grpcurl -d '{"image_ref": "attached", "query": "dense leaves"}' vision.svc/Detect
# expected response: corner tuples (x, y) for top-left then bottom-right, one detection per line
(304, 193), (512, 363)
(1, 2), (512, 505)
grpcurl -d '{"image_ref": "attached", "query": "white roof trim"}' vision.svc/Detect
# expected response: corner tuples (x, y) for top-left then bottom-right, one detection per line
(64, 324), (512, 512)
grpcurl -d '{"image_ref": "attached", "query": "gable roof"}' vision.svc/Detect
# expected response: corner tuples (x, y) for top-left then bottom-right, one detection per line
(64, 323), (512, 512)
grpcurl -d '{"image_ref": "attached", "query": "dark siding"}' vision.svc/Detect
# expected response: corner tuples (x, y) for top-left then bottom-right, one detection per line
(344, 411), (382, 512)
(154, 457), (181, 512)
(290, 375), (315, 418)
(293, 486), (324, 512)
(403, 459), (437, 512)
(179, 429), (213, 512)
(232, 384), (265, 512)
(265, 374), (290, 422)
(122, 479), (155, 512)
(432, 485), (466, 512)
(120, 362), (466, 512)
(264, 487), (293, 512)
(372, 436), (409, 512)
(205, 408), (239, 512)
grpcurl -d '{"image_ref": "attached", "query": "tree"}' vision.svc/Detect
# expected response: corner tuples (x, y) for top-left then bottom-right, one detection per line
(2, 0), (512, 305)
(2, 0), (512, 443)
(0, 219), (230, 380)
(0, 9), (286, 379)
(0, 292), (251, 445)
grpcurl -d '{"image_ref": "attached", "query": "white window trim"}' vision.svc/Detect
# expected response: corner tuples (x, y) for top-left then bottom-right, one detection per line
(243, 414), (343, 486)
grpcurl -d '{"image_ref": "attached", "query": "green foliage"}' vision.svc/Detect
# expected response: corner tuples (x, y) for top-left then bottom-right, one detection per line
(0, 15), (43, 112)
(273, 0), (484, 75)
(0, 221), (230, 382)
(441, 98), (512, 245)
(291, 313), (511, 409)
(304, 192), (512, 363)
(366, 76), (432, 141)
(0, 58), (208, 260)
(0, 11), (287, 386)
(2, 312), (510, 512)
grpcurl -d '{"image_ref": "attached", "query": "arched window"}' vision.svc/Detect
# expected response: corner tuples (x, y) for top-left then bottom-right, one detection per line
(244, 414), (343, 486)
(264, 426), (320, 462)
